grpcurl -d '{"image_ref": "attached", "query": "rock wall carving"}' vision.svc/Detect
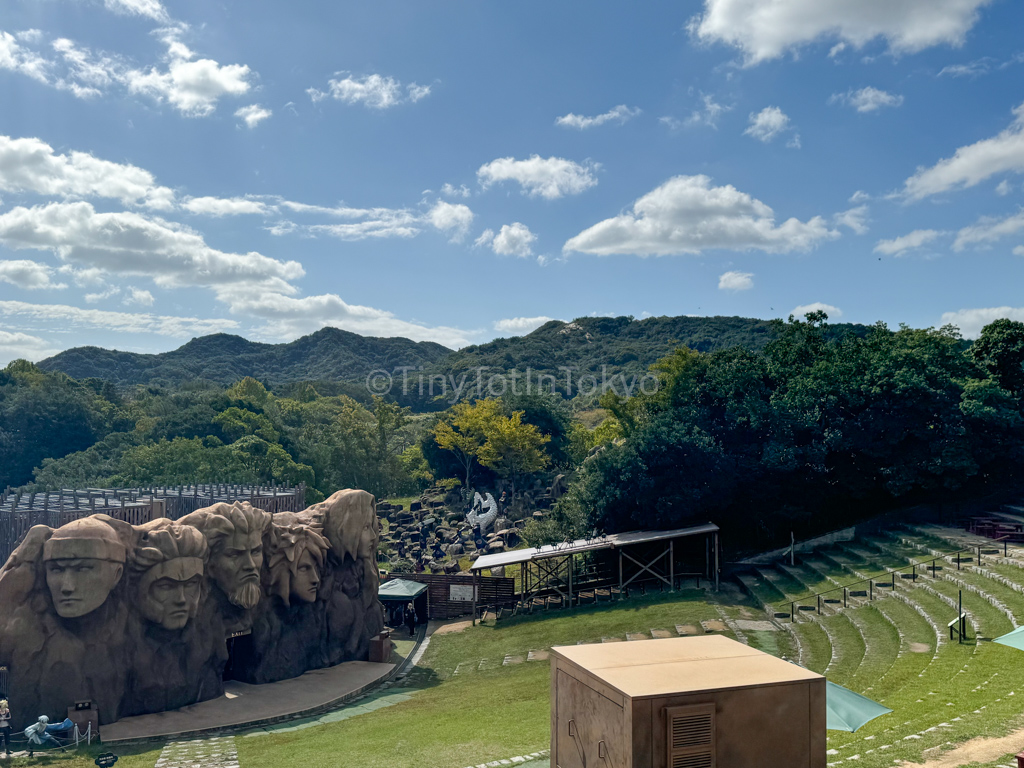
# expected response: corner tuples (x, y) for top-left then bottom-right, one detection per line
(0, 488), (383, 729)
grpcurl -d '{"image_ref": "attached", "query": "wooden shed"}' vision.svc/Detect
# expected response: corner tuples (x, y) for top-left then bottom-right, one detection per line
(549, 635), (825, 768)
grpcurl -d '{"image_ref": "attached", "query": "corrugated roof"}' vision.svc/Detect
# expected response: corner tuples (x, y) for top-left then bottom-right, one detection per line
(378, 578), (428, 600)
(470, 522), (719, 571)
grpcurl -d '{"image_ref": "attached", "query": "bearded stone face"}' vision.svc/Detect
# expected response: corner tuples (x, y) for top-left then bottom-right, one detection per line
(208, 530), (264, 609)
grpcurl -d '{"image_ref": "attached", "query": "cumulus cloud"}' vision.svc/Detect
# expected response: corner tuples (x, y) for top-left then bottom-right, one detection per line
(563, 175), (837, 256)
(685, 93), (732, 128)
(834, 205), (870, 234)
(0, 30), (51, 85)
(0, 259), (65, 289)
(874, 228), (944, 256)
(941, 306), (1024, 338)
(718, 270), (754, 291)
(0, 300), (238, 337)
(902, 101), (1024, 200)
(689, 0), (995, 66)
(123, 286), (154, 306)
(103, 0), (170, 23)
(744, 106), (795, 143)
(426, 200), (473, 243)
(224, 292), (471, 348)
(477, 155), (598, 200)
(0, 135), (175, 209)
(555, 105), (640, 130)
(0, 329), (60, 363)
(476, 223), (537, 258)
(0, 201), (303, 296)
(307, 73), (430, 109)
(829, 86), (904, 112)
(493, 316), (556, 335)
(440, 183), (470, 199)
(182, 196), (272, 216)
(126, 31), (252, 117)
(235, 104), (271, 128)
(792, 302), (843, 319)
(952, 210), (1024, 251)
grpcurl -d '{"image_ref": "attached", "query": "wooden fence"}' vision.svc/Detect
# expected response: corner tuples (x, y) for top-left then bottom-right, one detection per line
(1, 483), (306, 565)
(384, 573), (515, 620)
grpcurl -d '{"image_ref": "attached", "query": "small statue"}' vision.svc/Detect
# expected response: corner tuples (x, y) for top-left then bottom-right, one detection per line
(24, 716), (63, 755)
(466, 492), (498, 534)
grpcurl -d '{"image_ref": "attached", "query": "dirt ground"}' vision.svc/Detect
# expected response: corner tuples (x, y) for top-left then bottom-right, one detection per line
(902, 725), (1024, 767)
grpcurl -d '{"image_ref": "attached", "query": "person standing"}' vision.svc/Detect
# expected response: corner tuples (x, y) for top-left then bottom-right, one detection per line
(0, 699), (11, 756)
(404, 602), (416, 637)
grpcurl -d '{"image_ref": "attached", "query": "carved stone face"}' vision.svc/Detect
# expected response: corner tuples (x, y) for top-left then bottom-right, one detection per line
(291, 549), (321, 604)
(139, 558), (205, 630)
(45, 558), (124, 618)
(356, 516), (377, 561)
(208, 530), (264, 608)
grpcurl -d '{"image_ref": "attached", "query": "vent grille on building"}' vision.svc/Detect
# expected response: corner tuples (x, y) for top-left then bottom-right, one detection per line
(666, 703), (715, 768)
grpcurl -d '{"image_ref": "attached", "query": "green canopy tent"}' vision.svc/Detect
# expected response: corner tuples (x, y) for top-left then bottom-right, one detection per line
(378, 579), (428, 601)
(994, 624), (1024, 651)
(826, 680), (892, 732)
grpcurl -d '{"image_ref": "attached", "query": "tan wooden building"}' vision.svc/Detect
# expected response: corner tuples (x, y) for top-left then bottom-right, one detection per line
(550, 635), (825, 768)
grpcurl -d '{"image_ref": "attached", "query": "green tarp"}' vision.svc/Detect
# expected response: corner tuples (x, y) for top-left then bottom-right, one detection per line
(378, 579), (428, 601)
(994, 625), (1024, 651)
(826, 680), (892, 732)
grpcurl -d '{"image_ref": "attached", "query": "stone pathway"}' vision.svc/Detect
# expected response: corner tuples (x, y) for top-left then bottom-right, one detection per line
(462, 748), (550, 768)
(156, 736), (239, 768)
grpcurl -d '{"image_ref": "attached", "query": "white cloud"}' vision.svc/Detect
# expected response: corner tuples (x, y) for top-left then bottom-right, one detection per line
(0, 300), (239, 337)
(744, 106), (794, 143)
(0, 330), (59, 364)
(493, 316), (556, 335)
(834, 205), (870, 234)
(84, 286), (120, 303)
(224, 292), (471, 348)
(952, 210), (1024, 251)
(0, 30), (51, 85)
(874, 228), (943, 255)
(307, 73), (430, 109)
(0, 135), (175, 209)
(123, 286), (154, 306)
(440, 183), (470, 199)
(50, 38), (124, 98)
(564, 175), (837, 256)
(555, 105), (640, 130)
(996, 180), (1013, 196)
(718, 270), (754, 291)
(103, 0), (170, 23)
(849, 190), (872, 203)
(476, 223), (537, 258)
(0, 258), (65, 289)
(1015, 246), (1024, 257)
(902, 101), (1024, 200)
(939, 59), (992, 77)
(659, 116), (684, 131)
(941, 306), (1024, 338)
(685, 93), (732, 128)
(829, 86), (904, 112)
(690, 0), (995, 66)
(0, 202), (303, 296)
(792, 302), (843, 319)
(235, 104), (272, 128)
(426, 201), (473, 243)
(126, 30), (252, 117)
(477, 155), (598, 199)
(182, 196), (272, 216)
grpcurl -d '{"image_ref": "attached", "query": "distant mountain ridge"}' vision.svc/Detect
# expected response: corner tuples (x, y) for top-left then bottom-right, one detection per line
(37, 327), (453, 388)
(37, 315), (870, 397)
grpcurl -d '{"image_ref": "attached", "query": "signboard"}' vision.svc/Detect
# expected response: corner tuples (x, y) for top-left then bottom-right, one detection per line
(95, 753), (119, 768)
(449, 584), (476, 602)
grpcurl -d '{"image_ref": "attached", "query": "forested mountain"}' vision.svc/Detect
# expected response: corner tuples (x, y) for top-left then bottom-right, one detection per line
(38, 327), (453, 388)
(38, 315), (870, 396)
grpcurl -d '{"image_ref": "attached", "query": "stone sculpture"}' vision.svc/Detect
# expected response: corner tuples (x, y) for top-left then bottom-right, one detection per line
(0, 489), (384, 729)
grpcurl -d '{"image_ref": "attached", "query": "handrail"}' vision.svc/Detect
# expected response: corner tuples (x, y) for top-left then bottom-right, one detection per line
(772, 533), (1013, 618)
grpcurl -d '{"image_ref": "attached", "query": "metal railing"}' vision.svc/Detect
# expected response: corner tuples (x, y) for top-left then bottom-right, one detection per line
(773, 535), (1012, 621)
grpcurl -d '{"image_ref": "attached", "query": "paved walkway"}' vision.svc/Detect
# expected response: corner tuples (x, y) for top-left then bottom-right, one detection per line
(155, 736), (239, 768)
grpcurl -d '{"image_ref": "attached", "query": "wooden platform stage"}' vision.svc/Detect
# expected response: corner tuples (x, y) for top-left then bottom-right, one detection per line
(101, 660), (395, 744)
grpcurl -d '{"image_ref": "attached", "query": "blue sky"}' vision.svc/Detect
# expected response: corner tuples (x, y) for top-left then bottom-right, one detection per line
(1, 0), (1023, 363)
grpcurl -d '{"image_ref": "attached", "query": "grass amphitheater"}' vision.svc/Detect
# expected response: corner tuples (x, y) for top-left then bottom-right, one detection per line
(25, 515), (1024, 768)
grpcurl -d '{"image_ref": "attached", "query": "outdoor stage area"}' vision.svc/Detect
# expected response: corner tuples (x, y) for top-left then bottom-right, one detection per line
(101, 660), (395, 743)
